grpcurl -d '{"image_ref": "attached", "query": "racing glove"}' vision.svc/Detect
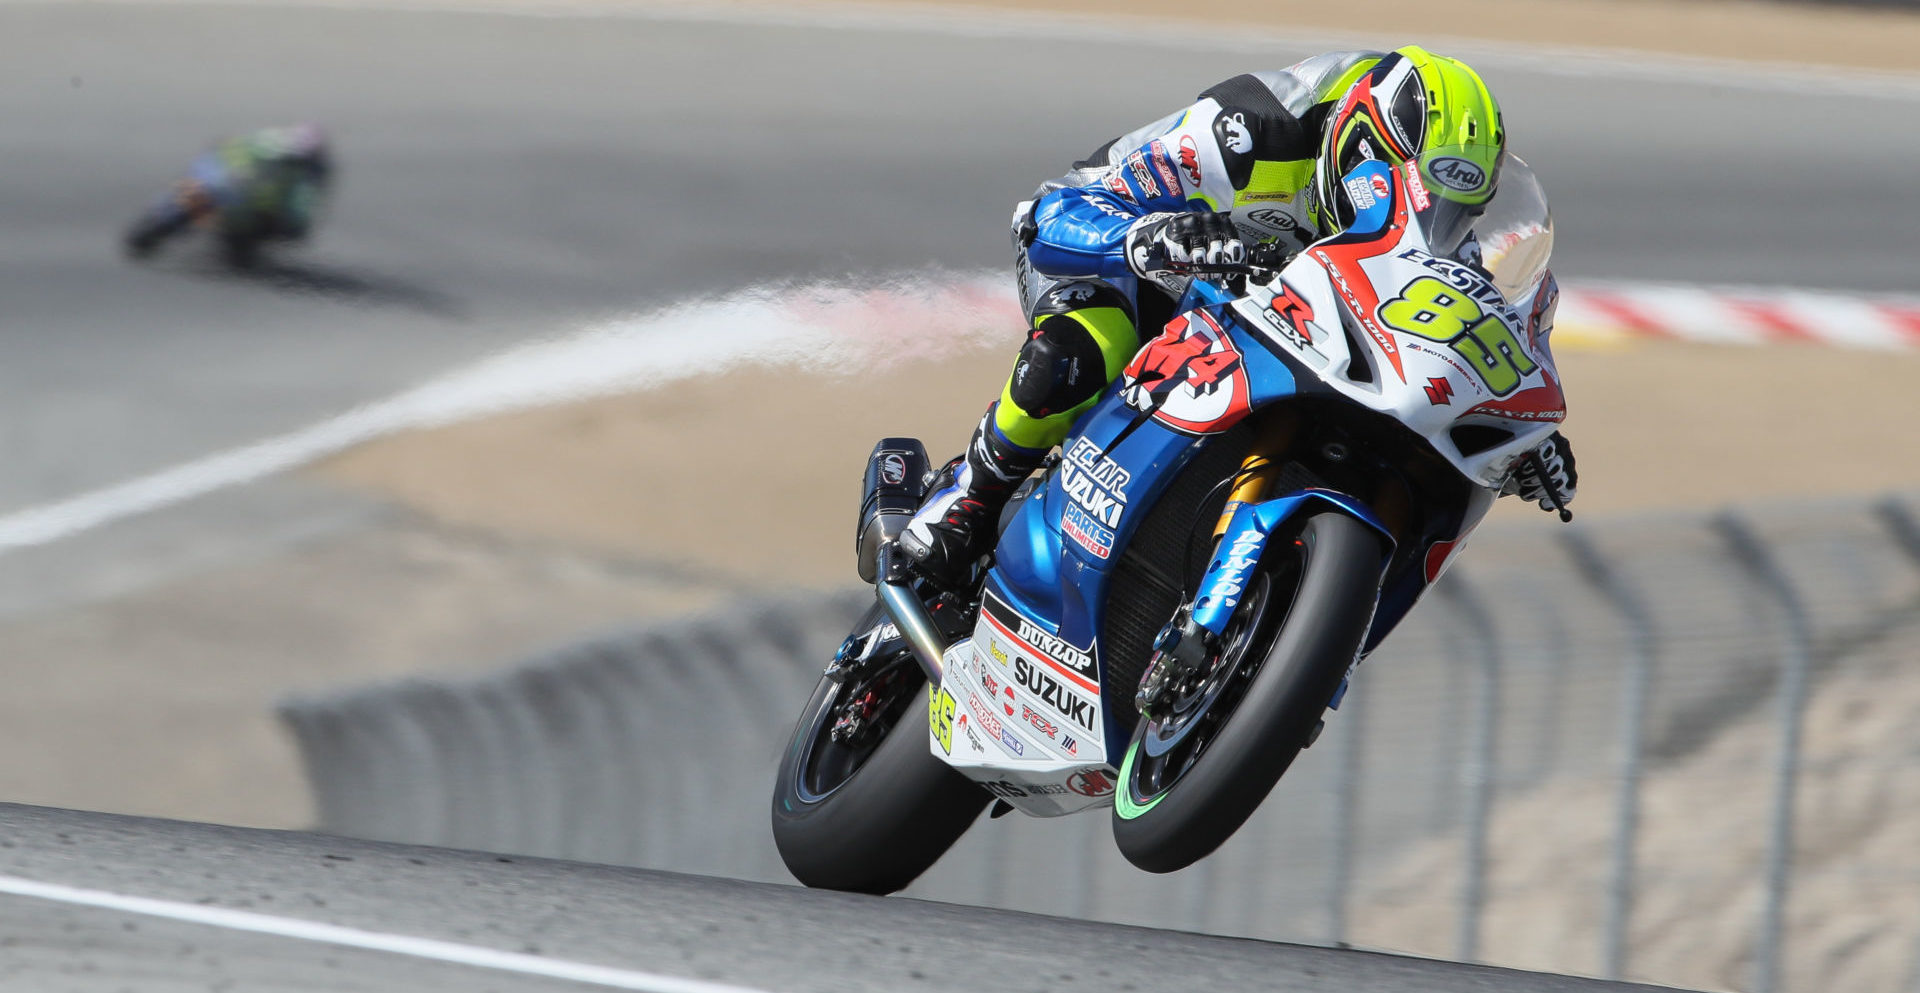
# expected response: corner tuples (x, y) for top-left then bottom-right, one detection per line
(1507, 431), (1578, 511)
(1125, 211), (1246, 278)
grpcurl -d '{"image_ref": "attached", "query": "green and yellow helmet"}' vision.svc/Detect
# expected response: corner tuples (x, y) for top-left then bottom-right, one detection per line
(1312, 45), (1505, 236)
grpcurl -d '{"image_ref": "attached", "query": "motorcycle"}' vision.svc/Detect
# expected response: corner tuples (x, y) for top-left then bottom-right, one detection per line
(772, 152), (1566, 893)
(124, 160), (327, 269)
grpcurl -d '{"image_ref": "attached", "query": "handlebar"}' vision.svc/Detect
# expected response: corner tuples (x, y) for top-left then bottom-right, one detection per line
(1165, 240), (1293, 278)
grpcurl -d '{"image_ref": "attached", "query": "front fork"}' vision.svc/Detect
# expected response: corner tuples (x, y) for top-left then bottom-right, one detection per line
(1135, 414), (1395, 717)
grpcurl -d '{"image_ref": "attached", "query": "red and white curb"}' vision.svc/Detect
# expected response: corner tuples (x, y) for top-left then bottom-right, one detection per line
(0, 273), (1906, 555)
(1557, 282), (1920, 351)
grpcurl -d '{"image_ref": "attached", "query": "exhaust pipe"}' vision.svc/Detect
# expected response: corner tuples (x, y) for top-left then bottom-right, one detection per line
(874, 543), (948, 685)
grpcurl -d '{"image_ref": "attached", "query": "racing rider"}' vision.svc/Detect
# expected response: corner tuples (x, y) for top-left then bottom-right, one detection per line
(124, 123), (334, 266)
(900, 46), (1577, 585)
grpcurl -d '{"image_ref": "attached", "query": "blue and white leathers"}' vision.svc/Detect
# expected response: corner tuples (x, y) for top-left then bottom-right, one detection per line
(979, 275), (1395, 783)
(936, 157), (1562, 816)
(1019, 51), (1383, 284)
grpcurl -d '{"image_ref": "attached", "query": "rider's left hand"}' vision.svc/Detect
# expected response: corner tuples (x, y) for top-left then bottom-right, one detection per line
(1125, 211), (1246, 277)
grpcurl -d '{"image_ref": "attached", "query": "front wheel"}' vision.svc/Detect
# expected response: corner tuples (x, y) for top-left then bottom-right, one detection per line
(1113, 510), (1385, 873)
(771, 602), (988, 894)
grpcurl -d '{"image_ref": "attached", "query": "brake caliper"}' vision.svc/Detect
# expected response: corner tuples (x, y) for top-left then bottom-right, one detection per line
(1135, 610), (1217, 718)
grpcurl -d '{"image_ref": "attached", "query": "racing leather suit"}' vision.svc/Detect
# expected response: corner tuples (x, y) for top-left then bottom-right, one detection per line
(1000, 51), (1384, 456)
(900, 53), (1389, 582)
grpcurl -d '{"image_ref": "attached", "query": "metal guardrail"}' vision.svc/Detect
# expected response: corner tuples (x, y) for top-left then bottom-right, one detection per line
(281, 493), (1920, 993)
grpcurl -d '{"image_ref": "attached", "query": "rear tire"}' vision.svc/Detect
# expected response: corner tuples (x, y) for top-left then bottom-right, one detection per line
(771, 603), (988, 894)
(1112, 510), (1384, 873)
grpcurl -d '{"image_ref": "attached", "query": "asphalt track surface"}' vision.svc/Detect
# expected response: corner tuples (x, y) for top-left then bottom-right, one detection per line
(0, 802), (1695, 993)
(0, 2), (1906, 988)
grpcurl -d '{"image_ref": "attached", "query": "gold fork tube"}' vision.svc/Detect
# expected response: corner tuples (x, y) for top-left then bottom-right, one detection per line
(1213, 412), (1299, 540)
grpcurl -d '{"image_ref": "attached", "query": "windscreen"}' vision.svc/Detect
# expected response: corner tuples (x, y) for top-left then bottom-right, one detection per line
(1409, 151), (1553, 301)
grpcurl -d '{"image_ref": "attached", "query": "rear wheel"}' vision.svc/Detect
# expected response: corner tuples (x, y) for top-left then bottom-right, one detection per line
(1112, 510), (1384, 873)
(771, 603), (988, 894)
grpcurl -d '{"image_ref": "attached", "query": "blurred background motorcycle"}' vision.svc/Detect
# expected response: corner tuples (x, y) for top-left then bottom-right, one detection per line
(123, 123), (332, 269)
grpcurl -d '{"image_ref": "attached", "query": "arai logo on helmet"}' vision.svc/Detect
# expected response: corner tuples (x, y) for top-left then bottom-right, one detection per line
(1428, 156), (1486, 193)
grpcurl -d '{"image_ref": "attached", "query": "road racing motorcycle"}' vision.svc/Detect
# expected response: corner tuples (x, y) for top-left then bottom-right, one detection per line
(772, 153), (1567, 893)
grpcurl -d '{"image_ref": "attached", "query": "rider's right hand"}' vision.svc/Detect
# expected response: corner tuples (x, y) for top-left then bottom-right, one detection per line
(1509, 431), (1578, 511)
(1126, 211), (1246, 277)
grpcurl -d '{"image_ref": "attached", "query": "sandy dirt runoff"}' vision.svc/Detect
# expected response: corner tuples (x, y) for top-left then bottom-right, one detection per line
(318, 334), (1920, 589)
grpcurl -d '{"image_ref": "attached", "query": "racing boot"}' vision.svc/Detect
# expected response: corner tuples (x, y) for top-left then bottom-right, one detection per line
(898, 407), (1047, 587)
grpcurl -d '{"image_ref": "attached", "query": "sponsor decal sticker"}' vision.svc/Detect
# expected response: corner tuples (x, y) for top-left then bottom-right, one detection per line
(1060, 734), (1080, 757)
(1176, 135), (1203, 187)
(1059, 437), (1130, 530)
(1402, 161), (1432, 211)
(1215, 110), (1254, 155)
(967, 691), (1006, 743)
(1068, 768), (1116, 798)
(1369, 173), (1391, 200)
(960, 713), (985, 752)
(1125, 150), (1163, 199)
(1234, 188), (1294, 204)
(1425, 376), (1455, 406)
(1053, 283), (1097, 305)
(1205, 529), (1263, 611)
(929, 685), (956, 754)
(1428, 156), (1486, 193)
(878, 453), (907, 485)
(1120, 310), (1252, 435)
(1261, 280), (1317, 351)
(1062, 502), (1115, 560)
(1395, 249), (1515, 315)
(1344, 175), (1377, 210)
(1015, 657), (1097, 733)
(1313, 249), (1403, 381)
(1103, 171), (1136, 203)
(981, 780), (1026, 799)
(1148, 140), (1182, 195)
(999, 728), (1025, 756)
(984, 591), (1098, 684)
(1021, 704), (1060, 740)
(1243, 207), (1300, 234)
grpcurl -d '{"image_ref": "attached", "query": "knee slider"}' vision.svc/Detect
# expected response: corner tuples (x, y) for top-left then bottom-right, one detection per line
(1009, 315), (1110, 419)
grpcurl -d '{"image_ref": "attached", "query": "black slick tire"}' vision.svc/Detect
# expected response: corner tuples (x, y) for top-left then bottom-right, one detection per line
(1112, 510), (1384, 873)
(771, 608), (988, 894)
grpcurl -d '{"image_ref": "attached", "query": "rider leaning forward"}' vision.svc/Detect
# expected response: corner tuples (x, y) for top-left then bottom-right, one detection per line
(900, 46), (1579, 585)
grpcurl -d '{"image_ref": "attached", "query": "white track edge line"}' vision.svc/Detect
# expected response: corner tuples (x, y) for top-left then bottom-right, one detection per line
(0, 873), (778, 993)
(16, 0), (1920, 100)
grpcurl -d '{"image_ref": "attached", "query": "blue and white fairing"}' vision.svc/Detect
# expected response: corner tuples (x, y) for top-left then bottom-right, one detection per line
(933, 157), (1565, 816)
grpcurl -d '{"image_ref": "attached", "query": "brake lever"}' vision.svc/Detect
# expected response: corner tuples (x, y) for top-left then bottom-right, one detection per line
(1522, 450), (1574, 523)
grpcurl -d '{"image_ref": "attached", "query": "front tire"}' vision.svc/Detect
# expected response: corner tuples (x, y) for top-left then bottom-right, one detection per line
(771, 603), (988, 894)
(1113, 510), (1384, 873)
